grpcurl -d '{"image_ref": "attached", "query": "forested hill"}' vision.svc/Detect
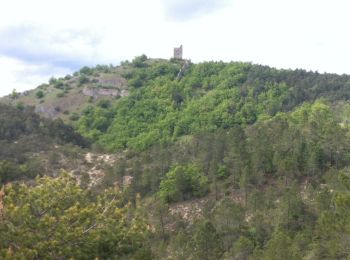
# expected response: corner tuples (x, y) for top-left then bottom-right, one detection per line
(3, 56), (350, 151)
(1, 56), (350, 259)
(74, 58), (350, 151)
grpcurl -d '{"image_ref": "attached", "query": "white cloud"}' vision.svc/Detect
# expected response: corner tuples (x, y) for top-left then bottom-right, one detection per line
(0, 25), (103, 68)
(1, 0), (350, 97)
(0, 56), (70, 97)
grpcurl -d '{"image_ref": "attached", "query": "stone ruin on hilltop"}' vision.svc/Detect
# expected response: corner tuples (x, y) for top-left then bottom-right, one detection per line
(174, 45), (183, 59)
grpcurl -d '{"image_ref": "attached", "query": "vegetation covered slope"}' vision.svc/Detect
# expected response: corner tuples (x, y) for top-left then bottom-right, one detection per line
(1, 57), (350, 259)
(0, 104), (88, 185)
(0, 64), (130, 121)
(74, 57), (350, 151)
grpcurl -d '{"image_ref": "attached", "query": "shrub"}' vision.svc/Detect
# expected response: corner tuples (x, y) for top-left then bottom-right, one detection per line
(64, 74), (72, 80)
(54, 80), (64, 89)
(79, 66), (93, 75)
(38, 84), (48, 89)
(132, 54), (148, 68)
(15, 102), (24, 110)
(158, 164), (208, 203)
(97, 100), (111, 109)
(36, 90), (44, 99)
(10, 89), (19, 99)
(79, 75), (90, 85)
(128, 78), (143, 88)
(96, 64), (112, 73)
(69, 113), (80, 121)
(49, 77), (57, 84)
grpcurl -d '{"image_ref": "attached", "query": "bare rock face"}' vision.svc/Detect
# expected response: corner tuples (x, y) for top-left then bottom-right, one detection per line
(98, 78), (126, 86)
(82, 87), (129, 98)
(34, 105), (60, 117)
(82, 75), (129, 98)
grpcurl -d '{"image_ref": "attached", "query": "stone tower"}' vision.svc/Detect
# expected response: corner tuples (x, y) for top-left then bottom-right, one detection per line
(174, 45), (183, 59)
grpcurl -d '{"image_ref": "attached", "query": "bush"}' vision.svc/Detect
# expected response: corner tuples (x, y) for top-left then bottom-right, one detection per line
(158, 164), (208, 203)
(96, 64), (112, 73)
(10, 89), (19, 99)
(64, 74), (72, 80)
(69, 113), (80, 121)
(128, 78), (143, 88)
(54, 80), (64, 89)
(38, 83), (48, 89)
(132, 54), (148, 68)
(36, 90), (44, 99)
(49, 77), (57, 84)
(97, 100), (111, 109)
(79, 75), (90, 85)
(79, 66), (93, 75)
(15, 102), (24, 110)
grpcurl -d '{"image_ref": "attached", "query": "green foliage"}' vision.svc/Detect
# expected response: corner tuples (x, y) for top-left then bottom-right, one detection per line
(79, 74), (90, 85)
(0, 173), (150, 259)
(95, 64), (114, 73)
(69, 112), (80, 121)
(15, 102), (24, 110)
(76, 60), (350, 152)
(158, 164), (208, 203)
(79, 66), (93, 75)
(4, 59), (350, 258)
(35, 90), (44, 99)
(0, 160), (25, 185)
(0, 104), (88, 184)
(132, 54), (148, 67)
(64, 74), (72, 80)
(262, 231), (300, 260)
(53, 80), (64, 89)
(232, 236), (255, 259)
(76, 106), (114, 141)
(191, 220), (223, 260)
(10, 89), (19, 99)
(48, 77), (57, 84)
(310, 170), (350, 259)
(97, 99), (111, 109)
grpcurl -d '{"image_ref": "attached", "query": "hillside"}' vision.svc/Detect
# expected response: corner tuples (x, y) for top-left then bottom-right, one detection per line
(0, 104), (90, 184)
(1, 56), (350, 259)
(4, 56), (350, 151)
(0, 65), (128, 120)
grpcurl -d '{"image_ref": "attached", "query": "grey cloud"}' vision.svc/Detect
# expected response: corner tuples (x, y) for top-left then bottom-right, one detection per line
(163, 0), (230, 21)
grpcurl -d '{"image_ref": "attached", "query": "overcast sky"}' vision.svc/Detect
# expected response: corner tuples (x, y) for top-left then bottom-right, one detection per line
(1, 0), (350, 97)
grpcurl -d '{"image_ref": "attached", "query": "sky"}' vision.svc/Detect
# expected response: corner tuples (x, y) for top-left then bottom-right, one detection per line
(1, 0), (350, 97)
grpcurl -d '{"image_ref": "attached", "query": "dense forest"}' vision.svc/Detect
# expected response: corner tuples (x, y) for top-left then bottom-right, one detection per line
(0, 57), (350, 259)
